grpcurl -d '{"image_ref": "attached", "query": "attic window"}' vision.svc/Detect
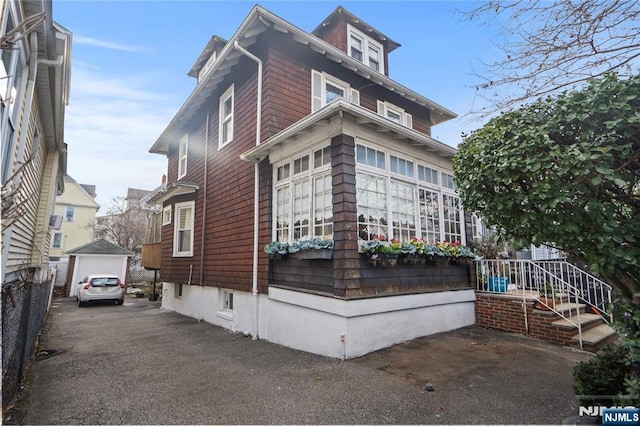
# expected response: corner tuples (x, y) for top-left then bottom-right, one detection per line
(347, 24), (384, 73)
(198, 51), (217, 82)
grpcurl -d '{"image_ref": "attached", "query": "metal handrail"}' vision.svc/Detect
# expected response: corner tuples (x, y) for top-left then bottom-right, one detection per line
(532, 260), (613, 323)
(476, 259), (614, 348)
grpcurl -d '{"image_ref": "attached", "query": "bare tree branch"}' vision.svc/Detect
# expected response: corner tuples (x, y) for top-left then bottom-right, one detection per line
(95, 196), (148, 254)
(459, 0), (640, 117)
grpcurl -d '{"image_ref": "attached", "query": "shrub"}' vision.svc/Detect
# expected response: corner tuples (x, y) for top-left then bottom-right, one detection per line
(573, 343), (631, 407)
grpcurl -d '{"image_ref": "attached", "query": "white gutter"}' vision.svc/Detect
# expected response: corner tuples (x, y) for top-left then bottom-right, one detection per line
(233, 40), (262, 341)
(38, 55), (64, 67)
(16, 33), (39, 172)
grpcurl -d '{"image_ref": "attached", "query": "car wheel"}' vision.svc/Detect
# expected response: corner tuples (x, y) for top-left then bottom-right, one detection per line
(115, 299), (124, 305)
(78, 300), (85, 307)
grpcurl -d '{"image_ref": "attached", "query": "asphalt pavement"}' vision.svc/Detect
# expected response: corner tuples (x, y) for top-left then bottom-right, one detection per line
(8, 295), (594, 425)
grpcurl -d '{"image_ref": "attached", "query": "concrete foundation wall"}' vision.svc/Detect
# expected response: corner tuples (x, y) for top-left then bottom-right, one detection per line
(161, 282), (476, 359)
(161, 283), (267, 335)
(268, 287), (476, 359)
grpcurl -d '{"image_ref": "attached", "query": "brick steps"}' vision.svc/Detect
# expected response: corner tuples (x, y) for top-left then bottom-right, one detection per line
(552, 313), (602, 330)
(574, 324), (619, 351)
(476, 292), (618, 353)
(549, 305), (617, 351)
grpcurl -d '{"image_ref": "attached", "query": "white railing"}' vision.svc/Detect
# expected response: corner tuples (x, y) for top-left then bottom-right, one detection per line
(533, 260), (613, 323)
(475, 259), (613, 343)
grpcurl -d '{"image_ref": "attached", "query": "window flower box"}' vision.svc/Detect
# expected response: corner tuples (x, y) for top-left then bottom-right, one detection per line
(293, 249), (333, 260)
(361, 236), (476, 268)
(264, 238), (333, 260)
(361, 236), (402, 267)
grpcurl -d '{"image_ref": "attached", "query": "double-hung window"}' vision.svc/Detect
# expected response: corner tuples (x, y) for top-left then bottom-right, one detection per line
(173, 201), (195, 257)
(65, 207), (75, 222)
(178, 134), (188, 179)
(347, 24), (384, 72)
(311, 70), (360, 113)
(219, 84), (234, 148)
(51, 233), (63, 249)
(274, 146), (333, 242)
(356, 142), (464, 244)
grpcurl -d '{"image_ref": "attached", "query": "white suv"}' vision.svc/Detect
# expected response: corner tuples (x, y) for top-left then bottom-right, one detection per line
(77, 274), (125, 306)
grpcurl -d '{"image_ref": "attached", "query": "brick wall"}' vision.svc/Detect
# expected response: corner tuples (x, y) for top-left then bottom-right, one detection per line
(475, 292), (579, 348)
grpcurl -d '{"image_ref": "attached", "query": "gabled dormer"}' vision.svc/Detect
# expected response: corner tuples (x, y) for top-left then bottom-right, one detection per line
(312, 5), (400, 77)
(188, 35), (228, 83)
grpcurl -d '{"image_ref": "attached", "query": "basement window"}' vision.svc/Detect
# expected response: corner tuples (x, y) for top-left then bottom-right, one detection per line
(216, 289), (234, 321)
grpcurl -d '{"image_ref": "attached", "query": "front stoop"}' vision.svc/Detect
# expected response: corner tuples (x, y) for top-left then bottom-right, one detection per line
(475, 292), (619, 353)
(552, 312), (618, 352)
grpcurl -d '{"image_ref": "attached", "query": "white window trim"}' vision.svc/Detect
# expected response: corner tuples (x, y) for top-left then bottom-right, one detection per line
(65, 206), (75, 222)
(347, 24), (385, 72)
(355, 142), (465, 244)
(1, 5), (28, 185)
(173, 201), (195, 257)
(272, 145), (333, 243)
(178, 134), (188, 179)
(162, 205), (172, 226)
(51, 233), (64, 249)
(216, 289), (234, 321)
(218, 84), (234, 149)
(377, 101), (413, 129)
(198, 51), (217, 83)
(311, 70), (360, 113)
(441, 171), (457, 191)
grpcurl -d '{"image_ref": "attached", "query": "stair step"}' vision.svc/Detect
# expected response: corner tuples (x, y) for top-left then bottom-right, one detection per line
(553, 302), (585, 314)
(552, 313), (603, 330)
(572, 324), (618, 346)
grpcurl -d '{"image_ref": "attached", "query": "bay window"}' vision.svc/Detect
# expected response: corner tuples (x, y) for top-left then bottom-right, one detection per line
(356, 142), (464, 244)
(274, 146), (333, 242)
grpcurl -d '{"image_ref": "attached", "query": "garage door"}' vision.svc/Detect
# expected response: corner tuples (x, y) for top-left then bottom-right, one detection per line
(69, 256), (127, 297)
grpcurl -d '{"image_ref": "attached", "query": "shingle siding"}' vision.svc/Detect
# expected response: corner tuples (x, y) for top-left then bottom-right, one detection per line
(156, 11), (451, 296)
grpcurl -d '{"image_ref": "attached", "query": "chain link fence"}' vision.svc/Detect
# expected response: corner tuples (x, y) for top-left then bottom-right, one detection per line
(2, 279), (53, 412)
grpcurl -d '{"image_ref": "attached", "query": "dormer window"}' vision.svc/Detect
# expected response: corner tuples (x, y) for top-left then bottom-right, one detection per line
(348, 24), (384, 72)
(198, 52), (217, 82)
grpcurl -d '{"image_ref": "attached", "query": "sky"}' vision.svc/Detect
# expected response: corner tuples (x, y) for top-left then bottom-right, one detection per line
(53, 0), (502, 214)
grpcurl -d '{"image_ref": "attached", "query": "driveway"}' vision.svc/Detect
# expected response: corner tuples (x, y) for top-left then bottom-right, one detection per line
(9, 296), (592, 425)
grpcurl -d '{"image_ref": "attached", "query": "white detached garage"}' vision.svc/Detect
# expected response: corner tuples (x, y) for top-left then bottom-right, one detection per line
(65, 239), (134, 297)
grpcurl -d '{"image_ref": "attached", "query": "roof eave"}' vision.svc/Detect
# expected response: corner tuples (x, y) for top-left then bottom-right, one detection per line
(149, 5), (457, 155)
(240, 99), (456, 164)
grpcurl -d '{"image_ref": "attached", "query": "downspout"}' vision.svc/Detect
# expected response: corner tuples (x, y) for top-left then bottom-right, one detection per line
(233, 40), (262, 340)
(200, 112), (210, 286)
(17, 33), (39, 163)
